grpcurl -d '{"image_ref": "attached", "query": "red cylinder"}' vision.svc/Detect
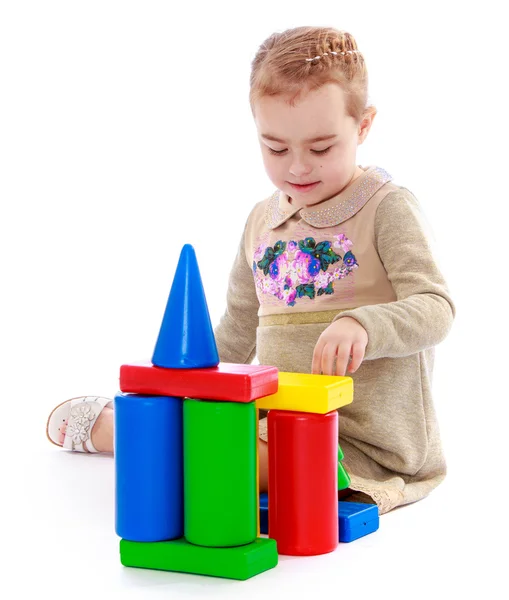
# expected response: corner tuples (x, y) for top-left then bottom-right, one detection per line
(268, 409), (338, 555)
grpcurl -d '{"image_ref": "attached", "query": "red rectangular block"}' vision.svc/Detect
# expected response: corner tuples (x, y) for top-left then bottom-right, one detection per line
(120, 361), (279, 403)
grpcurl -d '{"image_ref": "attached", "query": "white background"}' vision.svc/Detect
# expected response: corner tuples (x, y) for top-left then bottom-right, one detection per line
(1, 1), (508, 598)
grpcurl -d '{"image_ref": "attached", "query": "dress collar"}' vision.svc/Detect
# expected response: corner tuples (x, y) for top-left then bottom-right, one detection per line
(264, 165), (393, 229)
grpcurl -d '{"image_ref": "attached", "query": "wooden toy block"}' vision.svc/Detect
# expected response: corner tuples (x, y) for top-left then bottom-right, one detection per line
(120, 537), (278, 580)
(256, 408), (260, 537)
(255, 371), (353, 414)
(184, 399), (257, 547)
(259, 493), (269, 534)
(152, 244), (220, 369)
(338, 502), (379, 542)
(114, 393), (184, 542)
(338, 461), (351, 490)
(337, 443), (351, 489)
(338, 443), (345, 460)
(259, 494), (379, 543)
(268, 410), (338, 556)
(120, 361), (278, 403)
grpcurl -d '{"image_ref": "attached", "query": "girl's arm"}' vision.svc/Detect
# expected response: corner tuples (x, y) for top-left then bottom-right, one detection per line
(214, 222), (259, 364)
(333, 189), (455, 360)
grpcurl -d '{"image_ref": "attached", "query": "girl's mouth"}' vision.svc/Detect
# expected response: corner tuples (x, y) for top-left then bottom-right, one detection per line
(288, 181), (320, 193)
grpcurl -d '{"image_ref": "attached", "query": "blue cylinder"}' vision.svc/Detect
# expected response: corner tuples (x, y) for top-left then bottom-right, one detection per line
(114, 392), (183, 542)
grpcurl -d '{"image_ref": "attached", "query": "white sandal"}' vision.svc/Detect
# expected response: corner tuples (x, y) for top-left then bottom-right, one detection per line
(46, 396), (113, 453)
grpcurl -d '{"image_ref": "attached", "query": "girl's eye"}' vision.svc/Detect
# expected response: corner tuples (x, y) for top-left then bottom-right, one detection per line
(267, 146), (332, 156)
(268, 148), (287, 155)
(311, 146), (332, 155)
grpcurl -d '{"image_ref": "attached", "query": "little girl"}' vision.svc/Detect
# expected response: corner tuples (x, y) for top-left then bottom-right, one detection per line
(46, 26), (455, 515)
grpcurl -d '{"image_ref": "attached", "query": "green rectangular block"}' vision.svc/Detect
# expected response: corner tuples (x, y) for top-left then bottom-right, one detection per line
(120, 537), (278, 580)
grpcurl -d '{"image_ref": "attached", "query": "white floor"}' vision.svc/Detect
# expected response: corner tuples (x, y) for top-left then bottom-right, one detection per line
(5, 427), (506, 600)
(2, 2), (508, 598)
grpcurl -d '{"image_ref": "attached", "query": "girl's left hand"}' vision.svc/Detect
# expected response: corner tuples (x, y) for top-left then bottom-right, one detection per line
(312, 317), (368, 376)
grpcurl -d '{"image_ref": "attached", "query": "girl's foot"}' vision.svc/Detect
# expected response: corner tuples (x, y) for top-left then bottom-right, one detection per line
(46, 396), (114, 453)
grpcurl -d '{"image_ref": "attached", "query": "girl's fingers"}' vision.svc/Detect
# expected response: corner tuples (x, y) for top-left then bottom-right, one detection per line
(348, 342), (365, 373)
(321, 343), (336, 376)
(312, 338), (325, 374)
(314, 327), (367, 376)
(334, 344), (351, 377)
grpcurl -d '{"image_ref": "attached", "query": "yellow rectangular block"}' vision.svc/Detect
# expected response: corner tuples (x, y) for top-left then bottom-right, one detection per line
(255, 372), (353, 414)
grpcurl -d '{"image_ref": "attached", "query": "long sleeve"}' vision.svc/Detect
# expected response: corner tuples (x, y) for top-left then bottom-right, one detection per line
(214, 221), (260, 364)
(333, 189), (455, 360)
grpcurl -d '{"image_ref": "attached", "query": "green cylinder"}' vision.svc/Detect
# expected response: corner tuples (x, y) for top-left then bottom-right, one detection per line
(184, 398), (257, 547)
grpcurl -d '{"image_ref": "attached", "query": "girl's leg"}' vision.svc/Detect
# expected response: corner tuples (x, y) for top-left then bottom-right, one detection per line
(258, 438), (268, 493)
(58, 405), (114, 453)
(89, 406), (114, 452)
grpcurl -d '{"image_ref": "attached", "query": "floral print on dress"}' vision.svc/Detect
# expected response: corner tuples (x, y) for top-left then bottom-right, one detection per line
(252, 233), (358, 306)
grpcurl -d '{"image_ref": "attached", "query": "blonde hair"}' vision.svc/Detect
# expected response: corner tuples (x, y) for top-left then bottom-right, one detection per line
(250, 26), (372, 124)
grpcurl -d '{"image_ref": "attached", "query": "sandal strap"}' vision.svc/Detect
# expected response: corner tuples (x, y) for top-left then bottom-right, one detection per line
(62, 396), (112, 453)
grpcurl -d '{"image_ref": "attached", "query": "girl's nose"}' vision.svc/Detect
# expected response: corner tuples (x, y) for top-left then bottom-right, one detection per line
(289, 159), (313, 178)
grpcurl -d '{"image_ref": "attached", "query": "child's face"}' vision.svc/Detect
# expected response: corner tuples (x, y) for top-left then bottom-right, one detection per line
(254, 82), (364, 209)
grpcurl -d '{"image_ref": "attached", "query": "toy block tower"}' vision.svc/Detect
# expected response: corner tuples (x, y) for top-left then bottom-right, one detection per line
(255, 374), (380, 548)
(255, 373), (357, 555)
(114, 244), (279, 580)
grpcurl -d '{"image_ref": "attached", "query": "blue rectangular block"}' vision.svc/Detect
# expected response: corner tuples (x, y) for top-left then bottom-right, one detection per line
(338, 501), (379, 542)
(259, 494), (269, 534)
(259, 494), (379, 542)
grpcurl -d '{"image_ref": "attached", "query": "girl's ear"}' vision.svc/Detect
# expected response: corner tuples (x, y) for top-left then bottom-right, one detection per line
(358, 107), (377, 145)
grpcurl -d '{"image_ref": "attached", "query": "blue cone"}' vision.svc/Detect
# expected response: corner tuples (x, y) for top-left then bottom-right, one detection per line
(152, 244), (220, 369)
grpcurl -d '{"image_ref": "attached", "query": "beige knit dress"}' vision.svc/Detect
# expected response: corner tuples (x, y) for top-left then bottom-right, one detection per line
(214, 165), (455, 515)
